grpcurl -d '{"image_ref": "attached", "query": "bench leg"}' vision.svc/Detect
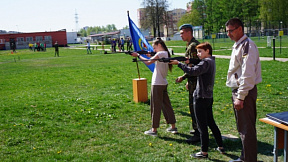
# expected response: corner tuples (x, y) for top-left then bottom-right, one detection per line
(285, 130), (288, 162)
(274, 127), (278, 162)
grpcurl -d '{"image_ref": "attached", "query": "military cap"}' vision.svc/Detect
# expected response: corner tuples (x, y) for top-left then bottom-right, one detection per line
(179, 24), (193, 30)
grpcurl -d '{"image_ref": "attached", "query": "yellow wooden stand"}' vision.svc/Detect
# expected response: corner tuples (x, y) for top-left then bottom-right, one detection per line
(132, 78), (148, 103)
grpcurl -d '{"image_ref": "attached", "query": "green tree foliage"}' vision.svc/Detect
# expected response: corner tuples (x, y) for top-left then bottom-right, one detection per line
(259, 0), (288, 29)
(179, 0), (260, 35)
(177, 9), (201, 27)
(78, 24), (117, 37)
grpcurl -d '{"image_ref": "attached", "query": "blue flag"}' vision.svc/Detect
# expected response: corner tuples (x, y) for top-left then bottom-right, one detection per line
(128, 15), (155, 72)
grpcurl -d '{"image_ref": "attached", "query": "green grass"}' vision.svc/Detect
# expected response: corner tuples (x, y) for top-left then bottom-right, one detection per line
(0, 44), (287, 161)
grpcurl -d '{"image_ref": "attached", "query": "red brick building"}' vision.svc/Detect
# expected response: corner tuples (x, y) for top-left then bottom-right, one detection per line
(0, 30), (67, 50)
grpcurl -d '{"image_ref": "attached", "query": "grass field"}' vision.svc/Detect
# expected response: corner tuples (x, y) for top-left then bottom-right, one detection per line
(0, 39), (287, 161)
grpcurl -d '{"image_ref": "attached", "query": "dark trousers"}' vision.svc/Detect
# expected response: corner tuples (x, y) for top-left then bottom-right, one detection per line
(188, 78), (198, 134)
(150, 85), (176, 128)
(55, 50), (59, 57)
(87, 47), (92, 54)
(232, 86), (257, 162)
(194, 98), (223, 152)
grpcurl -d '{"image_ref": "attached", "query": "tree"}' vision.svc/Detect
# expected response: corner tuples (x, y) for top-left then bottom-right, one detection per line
(180, 0), (260, 36)
(141, 0), (169, 38)
(259, 0), (288, 29)
(78, 24), (118, 37)
(177, 9), (201, 27)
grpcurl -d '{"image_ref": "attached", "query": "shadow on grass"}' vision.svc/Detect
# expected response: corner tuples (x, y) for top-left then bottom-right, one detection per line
(178, 111), (191, 118)
(158, 133), (199, 145)
(159, 133), (275, 160)
(221, 139), (274, 155)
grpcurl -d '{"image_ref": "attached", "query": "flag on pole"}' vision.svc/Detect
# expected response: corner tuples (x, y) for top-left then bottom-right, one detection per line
(128, 13), (155, 72)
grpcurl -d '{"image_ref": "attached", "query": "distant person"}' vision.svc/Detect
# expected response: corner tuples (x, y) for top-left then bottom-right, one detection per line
(28, 42), (33, 51)
(225, 18), (262, 162)
(126, 37), (130, 51)
(121, 37), (125, 52)
(54, 41), (59, 57)
(44, 43), (46, 51)
(175, 24), (200, 144)
(34, 42), (37, 52)
(117, 38), (121, 52)
(86, 41), (92, 54)
(129, 38), (133, 51)
(40, 43), (44, 51)
(112, 39), (116, 53)
(11, 43), (16, 53)
(37, 42), (40, 51)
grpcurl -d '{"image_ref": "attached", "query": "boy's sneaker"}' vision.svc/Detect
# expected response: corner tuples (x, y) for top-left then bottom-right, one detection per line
(215, 147), (225, 154)
(191, 152), (208, 158)
(166, 127), (178, 134)
(144, 129), (157, 136)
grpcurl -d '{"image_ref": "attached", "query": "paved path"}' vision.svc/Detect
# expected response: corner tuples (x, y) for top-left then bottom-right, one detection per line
(67, 46), (288, 62)
(174, 53), (288, 62)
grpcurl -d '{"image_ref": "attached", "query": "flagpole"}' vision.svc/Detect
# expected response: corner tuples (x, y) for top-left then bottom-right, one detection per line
(136, 59), (141, 79)
(128, 10), (148, 103)
(129, 10), (140, 79)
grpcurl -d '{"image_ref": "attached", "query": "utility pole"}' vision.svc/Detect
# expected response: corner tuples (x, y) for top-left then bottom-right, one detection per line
(75, 9), (79, 32)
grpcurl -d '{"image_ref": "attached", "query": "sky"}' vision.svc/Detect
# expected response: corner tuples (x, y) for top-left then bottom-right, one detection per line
(1, 0), (190, 33)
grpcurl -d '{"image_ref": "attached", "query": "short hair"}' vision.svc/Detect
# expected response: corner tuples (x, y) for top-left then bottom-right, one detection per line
(196, 42), (213, 56)
(225, 18), (244, 32)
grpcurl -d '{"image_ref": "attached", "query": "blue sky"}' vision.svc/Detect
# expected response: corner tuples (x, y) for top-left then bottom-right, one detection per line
(1, 0), (190, 33)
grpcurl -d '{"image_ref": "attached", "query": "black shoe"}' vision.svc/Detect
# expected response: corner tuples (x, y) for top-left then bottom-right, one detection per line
(186, 135), (200, 143)
(191, 152), (208, 158)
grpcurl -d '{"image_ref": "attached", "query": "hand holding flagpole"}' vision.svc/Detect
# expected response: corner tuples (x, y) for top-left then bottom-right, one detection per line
(130, 52), (141, 79)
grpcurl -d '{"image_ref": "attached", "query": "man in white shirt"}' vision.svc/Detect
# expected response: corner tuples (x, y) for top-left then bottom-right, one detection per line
(226, 18), (262, 162)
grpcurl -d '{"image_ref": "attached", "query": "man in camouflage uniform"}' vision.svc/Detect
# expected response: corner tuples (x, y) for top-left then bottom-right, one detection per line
(175, 24), (200, 143)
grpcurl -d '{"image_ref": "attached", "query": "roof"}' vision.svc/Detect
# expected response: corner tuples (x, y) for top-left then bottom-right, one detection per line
(89, 31), (121, 37)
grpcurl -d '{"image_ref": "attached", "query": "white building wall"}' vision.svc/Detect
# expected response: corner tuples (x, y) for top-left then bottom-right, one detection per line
(66, 32), (78, 44)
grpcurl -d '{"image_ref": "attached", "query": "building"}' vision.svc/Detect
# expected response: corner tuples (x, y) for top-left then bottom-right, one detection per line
(66, 32), (84, 44)
(164, 8), (187, 37)
(137, 8), (146, 28)
(0, 30), (67, 50)
(89, 28), (152, 44)
(137, 7), (187, 37)
(89, 31), (121, 43)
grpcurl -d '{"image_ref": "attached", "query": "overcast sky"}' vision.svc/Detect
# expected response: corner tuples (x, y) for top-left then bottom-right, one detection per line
(1, 0), (190, 33)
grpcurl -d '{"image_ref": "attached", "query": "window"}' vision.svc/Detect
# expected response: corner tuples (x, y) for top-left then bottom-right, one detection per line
(0, 39), (5, 44)
(36, 36), (43, 41)
(26, 37), (33, 42)
(17, 37), (24, 42)
(44, 36), (52, 40)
